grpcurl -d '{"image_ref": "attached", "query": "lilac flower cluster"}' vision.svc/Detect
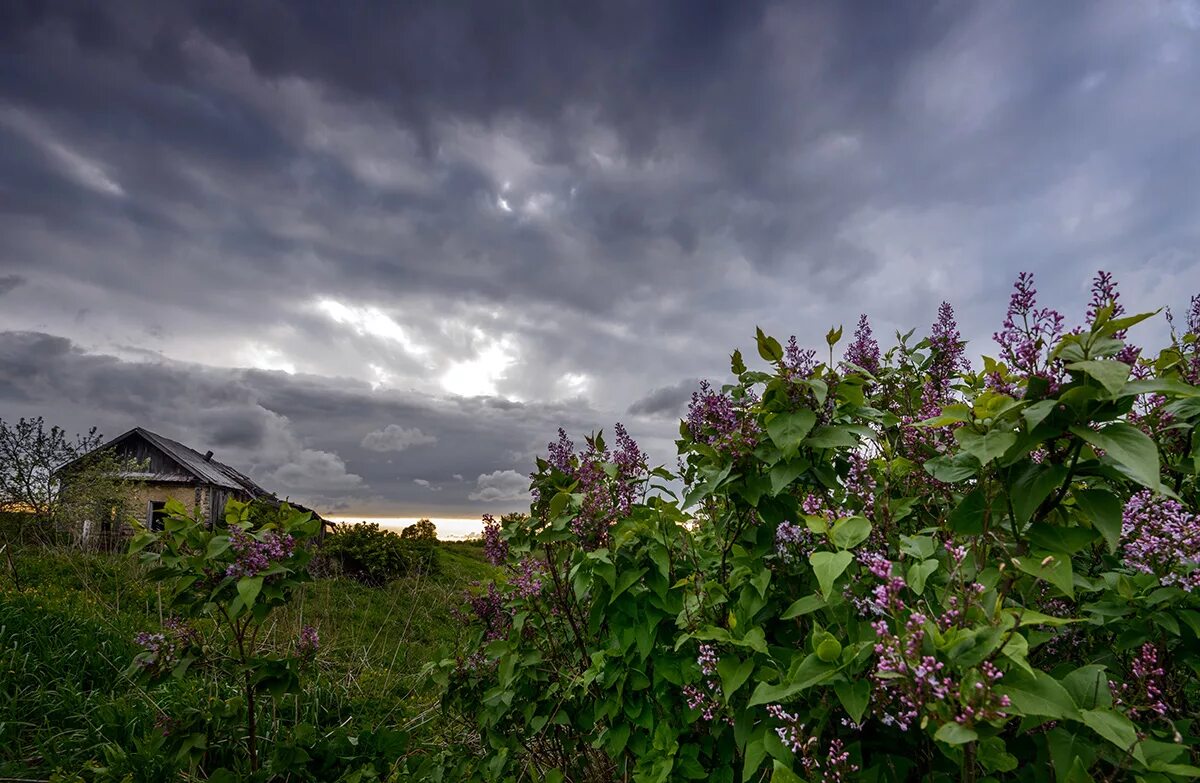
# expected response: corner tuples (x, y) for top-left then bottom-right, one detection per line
(134, 618), (196, 674)
(682, 684), (723, 722)
(990, 273), (1065, 392)
(843, 314), (881, 375)
(683, 644), (731, 724)
(546, 428), (575, 473)
(296, 625), (319, 659)
(455, 581), (510, 673)
(870, 613), (949, 730)
(766, 704), (816, 759)
(225, 526), (295, 579)
(937, 583), (984, 632)
(481, 514), (508, 567)
(843, 453), (877, 523)
(898, 304), (966, 483)
(783, 336), (818, 378)
(764, 705), (858, 780)
(1110, 642), (1169, 719)
(775, 520), (814, 562)
(1087, 271), (1141, 367)
(854, 551), (906, 617)
(686, 380), (760, 459)
(823, 738), (860, 783)
(1121, 490), (1200, 592)
(538, 425), (647, 550)
(955, 661), (1011, 726)
(572, 425), (646, 549)
(510, 556), (546, 599)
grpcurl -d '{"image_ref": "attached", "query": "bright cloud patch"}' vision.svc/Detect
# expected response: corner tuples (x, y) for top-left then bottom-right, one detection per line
(468, 469), (529, 503)
(361, 425), (437, 452)
(440, 335), (517, 398)
(316, 298), (427, 357)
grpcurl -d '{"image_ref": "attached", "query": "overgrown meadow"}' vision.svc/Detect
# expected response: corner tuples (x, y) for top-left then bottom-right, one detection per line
(3, 271), (1200, 782)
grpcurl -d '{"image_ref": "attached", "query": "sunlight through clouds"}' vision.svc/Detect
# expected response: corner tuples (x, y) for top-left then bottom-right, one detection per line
(316, 299), (427, 357)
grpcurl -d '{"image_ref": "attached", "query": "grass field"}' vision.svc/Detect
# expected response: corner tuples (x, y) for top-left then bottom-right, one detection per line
(0, 541), (493, 778)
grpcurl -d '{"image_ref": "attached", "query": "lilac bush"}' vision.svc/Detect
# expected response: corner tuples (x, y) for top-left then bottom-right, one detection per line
(438, 272), (1200, 782)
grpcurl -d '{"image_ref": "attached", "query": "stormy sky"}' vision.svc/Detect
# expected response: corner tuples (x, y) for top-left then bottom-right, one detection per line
(1, 1), (1198, 518)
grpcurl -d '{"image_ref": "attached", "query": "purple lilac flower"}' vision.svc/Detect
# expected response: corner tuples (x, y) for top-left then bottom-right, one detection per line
(1121, 490), (1200, 592)
(697, 643), (719, 677)
(683, 644), (733, 725)
(784, 336), (818, 378)
(991, 273), (1065, 391)
(870, 613), (950, 731)
(511, 556), (546, 598)
(481, 514), (508, 566)
(927, 302), (969, 400)
(546, 428), (575, 473)
(686, 380), (760, 459)
(134, 618), (196, 674)
(766, 704), (817, 763)
(843, 314), (881, 375)
(843, 452), (877, 523)
(955, 661), (1011, 726)
(1110, 642), (1169, 719)
(823, 738), (860, 783)
(775, 521), (814, 562)
(683, 684), (724, 723)
(454, 582), (510, 673)
(1087, 271), (1141, 367)
(225, 527), (295, 579)
(296, 625), (319, 659)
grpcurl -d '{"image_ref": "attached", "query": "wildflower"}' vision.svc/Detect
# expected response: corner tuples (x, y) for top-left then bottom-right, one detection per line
(296, 625), (319, 659)
(1087, 271), (1141, 367)
(134, 618), (196, 675)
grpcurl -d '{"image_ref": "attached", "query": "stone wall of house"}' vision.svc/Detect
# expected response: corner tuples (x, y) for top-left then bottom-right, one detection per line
(129, 482), (212, 526)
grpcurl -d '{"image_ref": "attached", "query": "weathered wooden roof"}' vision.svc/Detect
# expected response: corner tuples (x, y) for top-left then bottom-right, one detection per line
(56, 427), (327, 522)
(58, 427), (272, 496)
(131, 428), (271, 495)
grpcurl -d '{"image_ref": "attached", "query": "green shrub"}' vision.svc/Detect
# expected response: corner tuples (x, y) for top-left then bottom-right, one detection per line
(438, 273), (1200, 782)
(321, 522), (437, 586)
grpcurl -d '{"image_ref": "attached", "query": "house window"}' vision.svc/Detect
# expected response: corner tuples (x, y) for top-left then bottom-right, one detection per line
(148, 501), (168, 531)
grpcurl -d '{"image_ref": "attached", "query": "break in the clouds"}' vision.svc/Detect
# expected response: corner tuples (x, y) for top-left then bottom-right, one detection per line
(1, 1), (1198, 517)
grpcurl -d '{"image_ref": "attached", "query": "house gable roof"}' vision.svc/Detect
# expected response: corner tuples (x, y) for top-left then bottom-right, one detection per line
(131, 428), (273, 496)
(60, 427), (273, 497)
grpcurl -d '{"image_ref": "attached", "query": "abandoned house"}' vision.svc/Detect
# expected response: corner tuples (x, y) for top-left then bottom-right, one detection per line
(57, 426), (327, 537)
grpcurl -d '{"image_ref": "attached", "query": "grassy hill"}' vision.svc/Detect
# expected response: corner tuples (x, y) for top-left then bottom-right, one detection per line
(0, 542), (494, 777)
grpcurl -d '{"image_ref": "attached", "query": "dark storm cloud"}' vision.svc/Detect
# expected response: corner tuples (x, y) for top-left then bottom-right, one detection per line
(0, 331), (615, 515)
(0, 1), (1198, 515)
(628, 379), (702, 419)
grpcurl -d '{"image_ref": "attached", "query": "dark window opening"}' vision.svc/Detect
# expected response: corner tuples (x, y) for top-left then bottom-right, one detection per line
(149, 501), (167, 531)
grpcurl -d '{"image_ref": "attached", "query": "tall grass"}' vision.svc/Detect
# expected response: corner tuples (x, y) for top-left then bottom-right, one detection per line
(0, 542), (494, 777)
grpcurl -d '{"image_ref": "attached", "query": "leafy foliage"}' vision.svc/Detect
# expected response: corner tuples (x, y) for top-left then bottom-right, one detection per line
(440, 276), (1200, 782)
(321, 521), (438, 585)
(127, 498), (323, 776)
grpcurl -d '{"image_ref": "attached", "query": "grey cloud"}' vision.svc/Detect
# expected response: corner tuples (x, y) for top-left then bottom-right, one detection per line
(0, 1), (1198, 517)
(0, 275), (23, 296)
(628, 378), (701, 418)
(361, 425), (437, 453)
(468, 470), (531, 504)
(0, 331), (630, 516)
